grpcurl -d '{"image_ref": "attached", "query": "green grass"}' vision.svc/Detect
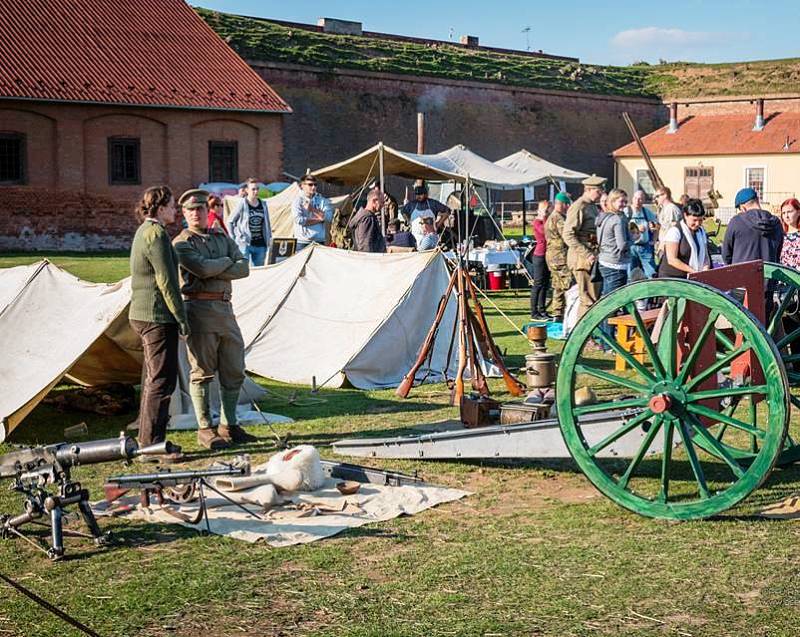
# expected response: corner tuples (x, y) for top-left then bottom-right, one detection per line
(1, 253), (799, 637)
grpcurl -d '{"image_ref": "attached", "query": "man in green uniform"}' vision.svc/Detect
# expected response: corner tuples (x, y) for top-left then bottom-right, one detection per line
(544, 191), (573, 320)
(563, 175), (606, 320)
(174, 189), (256, 450)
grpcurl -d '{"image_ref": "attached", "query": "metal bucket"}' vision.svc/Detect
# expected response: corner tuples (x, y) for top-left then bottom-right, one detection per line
(525, 352), (555, 388)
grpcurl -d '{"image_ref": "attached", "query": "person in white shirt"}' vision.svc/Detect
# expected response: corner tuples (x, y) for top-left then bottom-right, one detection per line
(653, 186), (682, 256)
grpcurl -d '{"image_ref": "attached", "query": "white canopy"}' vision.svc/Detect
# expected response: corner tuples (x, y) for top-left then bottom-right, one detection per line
(233, 245), (458, 389)
(495, 149), (589, 186)
(0, 261), (265, 440)
(312, 143), (534, 190)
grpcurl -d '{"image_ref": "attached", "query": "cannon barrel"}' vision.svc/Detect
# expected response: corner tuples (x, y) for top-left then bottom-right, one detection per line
(53, 435), (175, 467)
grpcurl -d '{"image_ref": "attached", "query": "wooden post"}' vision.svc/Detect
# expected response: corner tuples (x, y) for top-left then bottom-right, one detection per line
(378, 142), (386, 235)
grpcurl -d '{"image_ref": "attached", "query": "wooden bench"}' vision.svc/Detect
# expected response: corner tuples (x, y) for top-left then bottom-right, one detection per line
(606, 308), (661, 371)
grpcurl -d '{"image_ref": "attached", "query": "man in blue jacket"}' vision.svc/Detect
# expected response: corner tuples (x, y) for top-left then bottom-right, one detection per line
(722, 188), (783, 266)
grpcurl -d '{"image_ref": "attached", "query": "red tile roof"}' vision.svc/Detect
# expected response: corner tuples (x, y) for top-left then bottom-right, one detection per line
(613, 112), (800, 157)
(0, 0), (291, 113)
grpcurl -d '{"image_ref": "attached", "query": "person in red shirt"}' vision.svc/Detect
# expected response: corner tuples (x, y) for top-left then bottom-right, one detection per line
(207, 194), (228, 235)
(530, 199), (551, 319)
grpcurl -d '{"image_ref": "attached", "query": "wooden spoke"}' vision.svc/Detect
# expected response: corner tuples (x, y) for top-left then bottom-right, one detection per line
(573, 396), (650, 416)
(686, 384), (769, 402)
(624, 302), (666, 379)
(687, 414), (746, 479)
(676, 310), (720, 385)
(591, 329), (658, 384)
(574, 363), (651, 394)
(587, 409), (654, 457)
(686, 403), (766, 440)
(749, 399), (758, 454)
(617, 416), (663, 490)
(658, 420), (676, 502)
(661, 298), (679, 378)
(790, 394), (800, 409)
(768, 287), (797, 336)
(776, 324), (800, 350)
(716, 330), (735, 352)
(685, 343), (750, 392)
(675, 420), (710, 499)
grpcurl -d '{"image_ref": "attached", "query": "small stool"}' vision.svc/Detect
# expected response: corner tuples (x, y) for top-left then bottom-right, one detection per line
(606, 308), (661, 371)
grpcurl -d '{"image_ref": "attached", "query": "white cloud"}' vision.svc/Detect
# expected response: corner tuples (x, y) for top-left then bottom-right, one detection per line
(609, 27), (748, 63)
(612, 27), (733, 48)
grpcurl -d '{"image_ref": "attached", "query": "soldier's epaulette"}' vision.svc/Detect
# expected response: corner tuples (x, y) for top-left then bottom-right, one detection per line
(172, 229), (192, 244)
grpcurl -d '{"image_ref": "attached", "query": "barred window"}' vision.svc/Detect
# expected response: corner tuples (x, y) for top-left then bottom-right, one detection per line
(108, 137), (141, 185)
(0, 133), (26, 184)
(209, 141), (238, 183)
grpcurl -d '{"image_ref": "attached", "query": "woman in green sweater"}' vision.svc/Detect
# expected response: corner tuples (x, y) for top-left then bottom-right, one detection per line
(129, 186), (190, 458)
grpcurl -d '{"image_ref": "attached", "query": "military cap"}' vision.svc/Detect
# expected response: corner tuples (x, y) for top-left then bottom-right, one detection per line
(300, 173), (317, 184)
(581, 174), (607, 187)
(555, 192), (572, 204)
(178, 188), (209, 209)
(414, 184), (428, 196)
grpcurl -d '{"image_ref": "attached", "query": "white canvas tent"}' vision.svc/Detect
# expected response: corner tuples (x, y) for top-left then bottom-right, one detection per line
(311, 142), (534, 189)
(495, 149), (589, 186)
(0, 261), (267, 441)
(233, 244), (459, 389)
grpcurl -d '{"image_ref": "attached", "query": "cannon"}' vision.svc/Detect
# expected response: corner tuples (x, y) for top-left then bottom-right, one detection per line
(556, 261), (800, 520)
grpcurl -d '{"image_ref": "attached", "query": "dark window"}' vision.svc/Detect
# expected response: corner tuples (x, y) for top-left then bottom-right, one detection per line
(108, 137), (141, 185)
(0, 133), (26, 184)
(209, 141), (238, 183)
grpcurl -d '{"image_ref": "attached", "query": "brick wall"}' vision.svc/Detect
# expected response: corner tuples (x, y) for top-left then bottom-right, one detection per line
(0, 101), (284, 250)
(250, 61), (667, 185)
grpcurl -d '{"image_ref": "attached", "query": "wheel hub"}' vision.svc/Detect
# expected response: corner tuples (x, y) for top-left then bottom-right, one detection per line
(649, 381), (688, 416)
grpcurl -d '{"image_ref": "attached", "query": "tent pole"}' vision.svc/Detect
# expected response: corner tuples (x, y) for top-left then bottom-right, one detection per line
(379, 142), (386, 236)
(521, 190), (526, 237)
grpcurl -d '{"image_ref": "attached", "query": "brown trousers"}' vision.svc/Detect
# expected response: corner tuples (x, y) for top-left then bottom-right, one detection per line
(574, 269), (601, 319)
(130, 320), (179, 445)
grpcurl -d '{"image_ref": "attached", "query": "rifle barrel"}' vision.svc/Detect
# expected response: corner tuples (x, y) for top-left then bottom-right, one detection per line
(106, 466), (245, 488)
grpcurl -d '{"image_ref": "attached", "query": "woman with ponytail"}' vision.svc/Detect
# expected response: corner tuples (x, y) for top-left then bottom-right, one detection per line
(129, 186), (189, 461)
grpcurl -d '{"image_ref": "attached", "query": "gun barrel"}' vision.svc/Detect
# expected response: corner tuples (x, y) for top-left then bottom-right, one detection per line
(53, 435), (177, 468)
(106, 466), (245, 489)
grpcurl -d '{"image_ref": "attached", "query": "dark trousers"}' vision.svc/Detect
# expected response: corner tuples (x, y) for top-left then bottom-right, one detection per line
(130, 320), (179, 445)
(530, 255), (550, 316)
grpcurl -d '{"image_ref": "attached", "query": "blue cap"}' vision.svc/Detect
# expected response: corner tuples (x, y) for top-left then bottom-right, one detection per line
(734, 187), (758, 208)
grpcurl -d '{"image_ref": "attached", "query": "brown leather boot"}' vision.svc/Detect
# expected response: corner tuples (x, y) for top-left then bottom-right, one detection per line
(218, 425), (258, 445)
(197, 427), (229, 451)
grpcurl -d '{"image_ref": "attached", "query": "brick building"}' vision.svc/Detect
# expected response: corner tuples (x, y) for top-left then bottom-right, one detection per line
(0, 0), (290, 250)
(614, 97), (800, 221)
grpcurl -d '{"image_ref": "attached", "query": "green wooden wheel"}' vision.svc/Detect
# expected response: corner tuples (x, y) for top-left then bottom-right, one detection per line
(692, 263), (800, 466)
(557, 279), (788, 520)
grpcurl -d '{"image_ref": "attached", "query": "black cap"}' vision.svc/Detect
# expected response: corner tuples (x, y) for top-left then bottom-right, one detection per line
(414, 185), (428, 196)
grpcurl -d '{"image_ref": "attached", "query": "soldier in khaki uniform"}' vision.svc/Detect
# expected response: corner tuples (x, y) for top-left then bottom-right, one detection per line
(563, 175), (606, 320)
(174, 189), (256, 450)
(544, 191), (573, 320)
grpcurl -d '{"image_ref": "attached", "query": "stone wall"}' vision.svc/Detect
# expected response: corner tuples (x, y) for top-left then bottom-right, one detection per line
(251, 61), (667, 184)
(0, 101), (284, 250)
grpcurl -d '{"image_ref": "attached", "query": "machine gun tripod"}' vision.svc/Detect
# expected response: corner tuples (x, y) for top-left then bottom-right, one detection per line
(0, 433), (174, 559)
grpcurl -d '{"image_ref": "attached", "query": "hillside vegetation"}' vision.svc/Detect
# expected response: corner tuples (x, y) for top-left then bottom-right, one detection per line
(198, 8), (800, 101)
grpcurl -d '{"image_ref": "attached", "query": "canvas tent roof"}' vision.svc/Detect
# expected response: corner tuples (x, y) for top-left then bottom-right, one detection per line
(495, 149), (589, 185)
(233, 244), (458, 389)
(311, 143), (534, 190)
(0, 261), (265, 441)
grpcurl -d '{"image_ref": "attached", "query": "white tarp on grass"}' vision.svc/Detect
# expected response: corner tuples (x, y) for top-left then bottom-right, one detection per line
(234, 244), (459, 389)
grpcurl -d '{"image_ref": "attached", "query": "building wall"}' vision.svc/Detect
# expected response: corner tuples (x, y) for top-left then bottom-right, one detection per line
(616, 154), (799, 218)
(0, 101), (284, 250)
(249, 61), (666, 186)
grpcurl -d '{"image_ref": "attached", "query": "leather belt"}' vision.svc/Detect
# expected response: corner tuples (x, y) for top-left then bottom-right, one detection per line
(183, 291), (229, 302)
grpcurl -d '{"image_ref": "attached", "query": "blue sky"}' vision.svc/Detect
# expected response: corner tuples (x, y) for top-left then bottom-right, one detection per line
(196, 1), (799, 65)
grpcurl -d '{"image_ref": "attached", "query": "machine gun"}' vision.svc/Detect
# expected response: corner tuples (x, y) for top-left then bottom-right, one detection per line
(104, 465), (260, 534)
(0, 433), (175, 559)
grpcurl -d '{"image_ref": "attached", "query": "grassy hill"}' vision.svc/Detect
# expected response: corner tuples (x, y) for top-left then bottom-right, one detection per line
(197, 7), (800, 101)
(197, 7), (659, 98)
